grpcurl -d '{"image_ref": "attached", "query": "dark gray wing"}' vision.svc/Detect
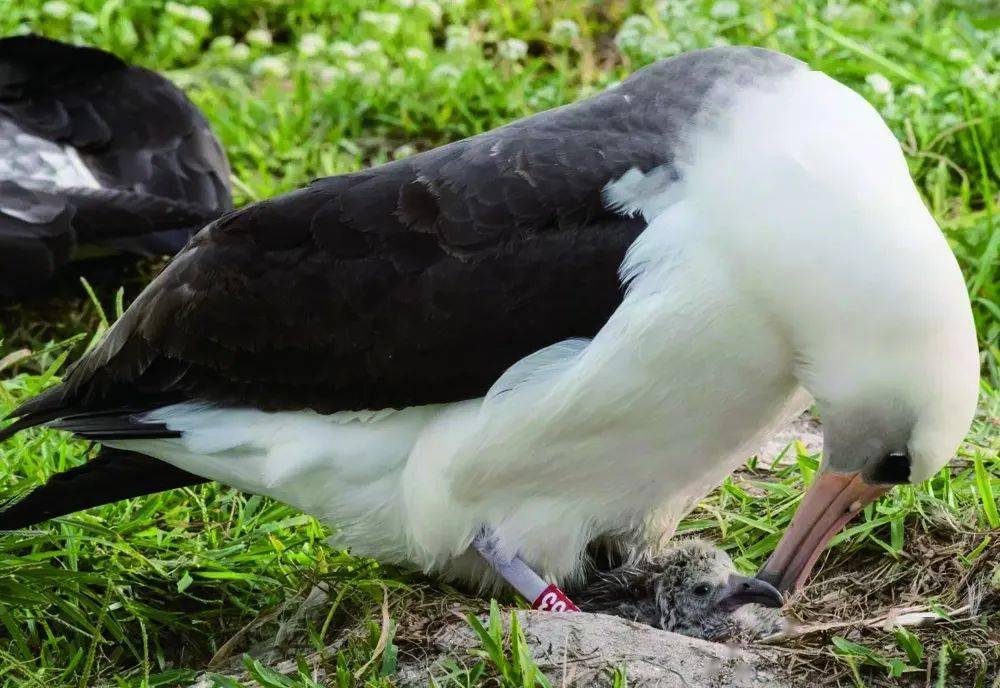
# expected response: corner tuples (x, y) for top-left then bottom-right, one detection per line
(5, 47), (800, 431)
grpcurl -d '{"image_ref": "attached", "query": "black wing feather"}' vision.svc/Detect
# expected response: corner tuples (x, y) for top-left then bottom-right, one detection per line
(4, 47), (800, 431)
(0, 448), (204, 530)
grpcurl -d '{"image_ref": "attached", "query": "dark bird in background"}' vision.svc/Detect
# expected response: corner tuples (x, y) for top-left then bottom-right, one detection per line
(577, 540), (787, 641)
(0, 35), (231, 299)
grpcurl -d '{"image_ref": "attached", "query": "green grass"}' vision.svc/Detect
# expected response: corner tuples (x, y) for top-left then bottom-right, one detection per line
(0, 0), (997, 686)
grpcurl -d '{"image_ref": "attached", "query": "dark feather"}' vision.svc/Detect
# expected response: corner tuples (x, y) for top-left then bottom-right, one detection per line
(0, 447), (204, 530)
(0, 35), (231, 298)
(45, 407), (178, 440)
(3, 47), (800, 436)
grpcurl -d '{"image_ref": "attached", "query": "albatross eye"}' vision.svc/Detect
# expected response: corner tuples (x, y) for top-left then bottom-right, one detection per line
(868, 451), (911, 484)
(692, 584), (711, 596)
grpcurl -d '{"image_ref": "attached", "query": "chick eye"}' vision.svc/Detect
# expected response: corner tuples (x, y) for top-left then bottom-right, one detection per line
(692, 584), (711, 596)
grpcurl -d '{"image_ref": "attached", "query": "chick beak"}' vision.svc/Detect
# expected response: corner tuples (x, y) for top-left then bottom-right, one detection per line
(758, 470), (889, 593)
(715, 574), (784, 612)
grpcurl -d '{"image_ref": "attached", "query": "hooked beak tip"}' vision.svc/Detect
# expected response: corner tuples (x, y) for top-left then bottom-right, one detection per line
(717, 574), (784, 611)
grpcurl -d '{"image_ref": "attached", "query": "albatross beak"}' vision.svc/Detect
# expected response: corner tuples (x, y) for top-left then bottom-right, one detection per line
(716, 574), (784, 611)
(758, 471), (888, 593)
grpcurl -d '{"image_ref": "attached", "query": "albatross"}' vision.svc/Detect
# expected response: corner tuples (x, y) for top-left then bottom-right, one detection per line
(0, 35), (231, 298)
(578, 540), (788, 640)
(0, 46), (979, 603)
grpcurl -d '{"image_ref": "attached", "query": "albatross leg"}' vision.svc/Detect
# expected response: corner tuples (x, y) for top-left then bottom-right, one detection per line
(471, 526), (580, 612)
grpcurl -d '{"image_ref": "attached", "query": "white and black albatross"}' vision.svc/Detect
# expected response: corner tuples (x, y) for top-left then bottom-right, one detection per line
(0, 35), (231, 298)
(0, 47), (979, 606)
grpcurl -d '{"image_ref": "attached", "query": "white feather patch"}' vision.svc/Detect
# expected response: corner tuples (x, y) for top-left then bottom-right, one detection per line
(0, 121), (102, 189)
(602, 165), (686, 221)
(484, 338), (590, 404)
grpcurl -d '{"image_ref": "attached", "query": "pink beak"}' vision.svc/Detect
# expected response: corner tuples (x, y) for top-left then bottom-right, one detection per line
(758, 471), (888, 593)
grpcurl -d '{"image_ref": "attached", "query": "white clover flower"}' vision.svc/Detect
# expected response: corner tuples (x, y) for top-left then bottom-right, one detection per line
(639, 34), (680, 60)
(210, 35), (235, 51)
(165, 2), (188, 20)
(343, 60), (366, 77)
(299, 32), (325, 57)
(526, 84), (558, 110)
(960, 65), (998, 93)
(41, 0), (70, 19)
(620, 14), (656, 34)
(383, 12), (403, 34)
(710, 0), (740, 19)
(388, 69), (406, 86)
(774, 25), (796, 42)
(983, 32), (1000, 56)
(404, 47), (428, 62)
(246, 28), (273, 47)
(230, 43), (251, 60)
(890, 1), (915, 17)
(71, 11), (98, 32)
(318, 66), (343, 84)
(865, 72), (893, 96)
(393, 144), (418, 159)
(360, 11), (402, 35)
(357, 40), (382, 55)
(416, 0), (443, 24)
(821, 1), (847, 22)
(252, 55), (288, 78)
(656, 0), (698, 21)
(445, 25), (474, 52)
(165, 2), (210, 24)
(901, 84), (926, 99)
(937, 112), (961, 128)
(330, 41), (360, 58)
(497, 38), (528, 61)
(614, 15), (657, 55)
(174, 27), (198, 46)
(549, 19), (580, 45)
(881, 101), (900, 122)
(430, 63), (463, 82)
(186, 5), (212, 24)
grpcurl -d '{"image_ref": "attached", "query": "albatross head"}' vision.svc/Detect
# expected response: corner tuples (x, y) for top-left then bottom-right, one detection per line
(722, 74), (984, 593)
(679, 67), (982, 593)
(758, 274), (980, 594)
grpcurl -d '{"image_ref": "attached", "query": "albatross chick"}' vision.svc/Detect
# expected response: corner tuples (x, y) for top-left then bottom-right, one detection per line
(578, 540), (788, 641)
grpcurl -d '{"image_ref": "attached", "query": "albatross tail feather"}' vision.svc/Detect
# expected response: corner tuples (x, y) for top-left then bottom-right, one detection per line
(0, 447), (205, 530)
(0, 378), (181, 443)
(0, 383), (69, 442)
(0, 383), (198, 529)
